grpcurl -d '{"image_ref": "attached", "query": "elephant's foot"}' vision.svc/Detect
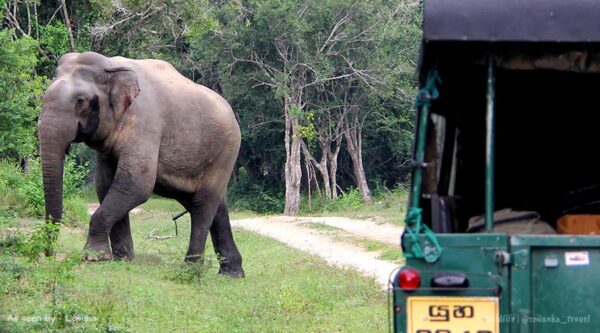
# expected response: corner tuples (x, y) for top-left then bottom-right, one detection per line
(184, 254), (204, 264)
(83, 241), (113, 261)
(217, 255), (244, 278)
(185, 254), (244, 277)
(218, 265), (245, 278)
(111, 242), (134, 261)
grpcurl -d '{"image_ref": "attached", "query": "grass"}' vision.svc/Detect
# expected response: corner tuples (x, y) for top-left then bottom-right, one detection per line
(301, 222), (345, 234)
(0, 198), (389, 333)
(333, 235), (405, 264)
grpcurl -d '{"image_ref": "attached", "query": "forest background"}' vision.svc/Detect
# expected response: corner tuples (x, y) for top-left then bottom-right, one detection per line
(0, 0), (421, 218)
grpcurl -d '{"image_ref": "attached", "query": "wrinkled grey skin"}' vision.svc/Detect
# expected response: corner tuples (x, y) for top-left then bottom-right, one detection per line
(38, 52), (244, 277)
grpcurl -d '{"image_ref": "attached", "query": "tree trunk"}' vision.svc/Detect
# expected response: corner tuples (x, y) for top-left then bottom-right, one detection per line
(304, 152), (314, 212)
(59, 0), (76, 51)
(344, 115), (372, 204)
(301, 140), (331, 200)
(284, 97), (302, 215)
(318, 140), (332, 199)
(328, 110), (345, 199)
(328, 139), (342, 199)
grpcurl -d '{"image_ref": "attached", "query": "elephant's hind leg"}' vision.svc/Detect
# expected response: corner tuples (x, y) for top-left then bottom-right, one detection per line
(182, 189), (222, 264)
(210, 201), (244, 277)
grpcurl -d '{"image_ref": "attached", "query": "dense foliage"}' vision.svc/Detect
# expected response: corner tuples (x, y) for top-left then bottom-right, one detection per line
(0, 0), (421, 214)
(0, 159), (88, 225)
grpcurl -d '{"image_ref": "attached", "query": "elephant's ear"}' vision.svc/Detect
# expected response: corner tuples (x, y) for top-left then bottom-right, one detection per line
(105, 67), (140, 120)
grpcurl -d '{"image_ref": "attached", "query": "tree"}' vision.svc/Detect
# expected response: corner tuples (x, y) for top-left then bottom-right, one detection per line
(183, 0), (421, 213)
(301, 106), (344, 200)
(0, 23), (46, 160)
(300, 0), (421, 203)
(185, 0), (349, 214)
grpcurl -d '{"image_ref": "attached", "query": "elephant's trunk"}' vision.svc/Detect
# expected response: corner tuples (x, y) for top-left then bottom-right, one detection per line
(38, 108), (77, 223)
(39, 131), (67, 223)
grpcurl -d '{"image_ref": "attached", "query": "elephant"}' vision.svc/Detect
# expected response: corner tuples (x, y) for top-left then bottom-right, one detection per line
(38, 51), (244, 277)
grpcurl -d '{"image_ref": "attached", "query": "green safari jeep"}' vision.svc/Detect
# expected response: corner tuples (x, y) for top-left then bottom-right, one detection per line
(391, 1), (600, 332)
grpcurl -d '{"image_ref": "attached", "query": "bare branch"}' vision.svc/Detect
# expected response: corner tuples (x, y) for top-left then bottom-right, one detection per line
(90, 4), (164, 38)
(47, 3), (62, 24)
(26, 4), (31, 36)
(3, 3), (48, 59)
(139, 28), (159, 35)
(251, 81), (277, 89)
(298, 0), (312, 18)
(274, 38), (289, 63)
(250, 52), (278, 76)
(147, 228), (173, 240)
(34, 3), (39, 40)
(3, 4), (25, 35)
(300, 72), (354, 89)
(319, 12), (349, 53)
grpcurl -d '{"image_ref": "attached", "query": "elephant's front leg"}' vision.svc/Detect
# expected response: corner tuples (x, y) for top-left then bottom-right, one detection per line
(85, 154), (156, 261)
(93, 154), (134, 260)
(84, 208), (118, 261)
(85, 214), (135, 261)
(110, 215), (134, 260)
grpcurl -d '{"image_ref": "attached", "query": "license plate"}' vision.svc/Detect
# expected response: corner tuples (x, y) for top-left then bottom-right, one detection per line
(407, 296), (499, 333)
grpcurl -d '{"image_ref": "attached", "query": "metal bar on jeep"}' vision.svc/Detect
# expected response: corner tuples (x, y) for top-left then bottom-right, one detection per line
(485, 58), (496, 232)
(409, 94), (431, 210)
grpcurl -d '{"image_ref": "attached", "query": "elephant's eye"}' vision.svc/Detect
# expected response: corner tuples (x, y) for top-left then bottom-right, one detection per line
(76, 98), (85, 105)
(94, 73), (108, 83)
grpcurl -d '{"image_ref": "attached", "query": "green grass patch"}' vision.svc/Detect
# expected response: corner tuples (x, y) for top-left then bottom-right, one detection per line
(378, 248), (405, 263)
(334, 235), (404, 264)
(301, 222), (345, 234)
(141, 196), (185, 213)
(1, 206), (388, 332)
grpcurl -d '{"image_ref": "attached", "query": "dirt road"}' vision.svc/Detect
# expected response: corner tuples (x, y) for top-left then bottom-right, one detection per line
(232, 216), (404, 289)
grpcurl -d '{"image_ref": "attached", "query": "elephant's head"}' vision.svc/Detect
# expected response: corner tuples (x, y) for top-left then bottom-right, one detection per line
(38, 52), (140, 222)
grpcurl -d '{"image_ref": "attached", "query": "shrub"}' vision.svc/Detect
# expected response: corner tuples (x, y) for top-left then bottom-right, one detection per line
(0, 157), (88, 224)
(312, 187), (363, 213)
(227, 166), (284, 213)
(302, 184), (409, 216)
(167, 256), (218, 284)
(0, 162), (28, 217)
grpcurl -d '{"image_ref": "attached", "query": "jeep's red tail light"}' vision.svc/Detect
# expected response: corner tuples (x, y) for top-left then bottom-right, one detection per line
(398, 268), (421, 290)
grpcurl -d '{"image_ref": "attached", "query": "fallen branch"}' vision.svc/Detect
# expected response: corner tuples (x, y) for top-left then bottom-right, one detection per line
(147, 228), (173, 240)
